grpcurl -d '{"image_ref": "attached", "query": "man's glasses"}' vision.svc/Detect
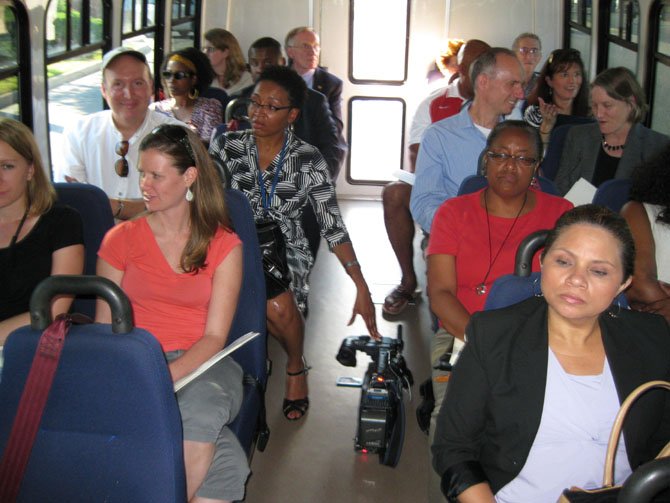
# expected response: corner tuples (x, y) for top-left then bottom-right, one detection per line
(517, 47), (540, 55)
(248, 99), (292, 114)
(115, 140), (129, 177)
(161, 70), (193, 81)
(290, 43), (320, 52)
(486, 151), (538, 169)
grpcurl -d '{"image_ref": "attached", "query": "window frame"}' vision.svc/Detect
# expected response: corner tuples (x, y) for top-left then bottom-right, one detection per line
(0, 0), (31, 126)
(169, 0), (201, 52)
(345, 95), (406, 185)
(645, 0), (670, 129)
(347, 0), (411, 85)
(597, 0), (640, 72)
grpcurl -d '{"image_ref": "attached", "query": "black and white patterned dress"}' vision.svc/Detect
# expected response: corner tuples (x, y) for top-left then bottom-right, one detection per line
(209, 129), (350, 311)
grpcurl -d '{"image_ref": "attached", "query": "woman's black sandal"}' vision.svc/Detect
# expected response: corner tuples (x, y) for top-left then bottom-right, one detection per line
(283, 361), (311, 421)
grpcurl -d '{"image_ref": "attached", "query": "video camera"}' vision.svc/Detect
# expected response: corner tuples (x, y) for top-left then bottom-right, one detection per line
(335, 326), (413, 467)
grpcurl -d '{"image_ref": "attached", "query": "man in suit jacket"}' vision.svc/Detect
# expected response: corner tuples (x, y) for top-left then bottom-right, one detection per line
(285, 27), (344, 135)
(219, 37), (345, 260)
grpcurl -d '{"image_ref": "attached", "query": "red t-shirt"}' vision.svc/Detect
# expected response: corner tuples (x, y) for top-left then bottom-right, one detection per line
(427, 189), (573, 314)
(99, 217), (241, 351)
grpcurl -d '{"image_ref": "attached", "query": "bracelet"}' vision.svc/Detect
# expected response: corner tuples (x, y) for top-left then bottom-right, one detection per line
(343, 259), (360, 270)
(114, 200), (125, 218)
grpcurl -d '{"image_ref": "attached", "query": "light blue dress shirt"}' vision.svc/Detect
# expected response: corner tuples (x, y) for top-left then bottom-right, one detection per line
(410, 104), (487, 232)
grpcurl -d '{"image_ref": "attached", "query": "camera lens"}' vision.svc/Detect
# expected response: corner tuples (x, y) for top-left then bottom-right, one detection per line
(336, 345), (357, 367)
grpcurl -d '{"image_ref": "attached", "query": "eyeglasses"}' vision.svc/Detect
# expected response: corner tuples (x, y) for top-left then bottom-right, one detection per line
(248, 99), (292, 114)
(161, 70), (193, 80)
(289, 43), (320, 52)
(202, 46), (219, 54)
(486, 151), (538, 168)
(115, 141), (129, 177)
(517, 47), (540, 55)
(150, 125), (196, 165)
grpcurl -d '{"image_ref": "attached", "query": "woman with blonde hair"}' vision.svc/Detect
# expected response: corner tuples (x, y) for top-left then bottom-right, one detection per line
(0, 118), (84, 343)
(203, 28), (253, 95)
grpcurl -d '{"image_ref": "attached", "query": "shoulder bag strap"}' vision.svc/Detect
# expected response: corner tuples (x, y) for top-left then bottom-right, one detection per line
(0, 314), (72, 502)
(603, 380), (670, 486)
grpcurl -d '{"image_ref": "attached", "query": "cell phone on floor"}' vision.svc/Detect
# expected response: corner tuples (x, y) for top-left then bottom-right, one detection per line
(336, 376), (363, 387)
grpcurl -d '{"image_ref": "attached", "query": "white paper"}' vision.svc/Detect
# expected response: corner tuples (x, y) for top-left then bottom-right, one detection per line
(392, 170), (415, 186)
(174, 331), (260, 392)
(564, 177), (597, 206)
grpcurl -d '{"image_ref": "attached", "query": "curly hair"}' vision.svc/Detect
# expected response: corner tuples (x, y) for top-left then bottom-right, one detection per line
(629, 144), (670, 225)
(527, 48), (589, 117)
(256, 66), (307, 109)
(162, 47), (215, 95)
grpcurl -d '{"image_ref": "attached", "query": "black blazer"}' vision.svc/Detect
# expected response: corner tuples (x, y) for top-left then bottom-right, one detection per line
(223, 84), (345, 180)
(312, 67), (343, 134)
(432, 296), (670, 499)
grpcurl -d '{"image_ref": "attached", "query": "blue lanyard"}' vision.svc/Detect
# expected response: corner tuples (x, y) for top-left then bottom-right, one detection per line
(257, 134), (288, 215)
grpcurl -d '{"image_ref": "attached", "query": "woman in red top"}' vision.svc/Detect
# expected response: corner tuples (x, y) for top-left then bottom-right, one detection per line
(425, 121), (573, 467)
(96, 125), (247, 503)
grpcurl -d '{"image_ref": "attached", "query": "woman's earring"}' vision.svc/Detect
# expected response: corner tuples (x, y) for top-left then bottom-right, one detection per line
(188, 88), (199, 100)
(186, 187), (194, 202)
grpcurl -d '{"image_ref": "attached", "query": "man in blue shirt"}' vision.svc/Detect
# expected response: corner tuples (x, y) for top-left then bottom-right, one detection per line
(410, 47), (525, 233)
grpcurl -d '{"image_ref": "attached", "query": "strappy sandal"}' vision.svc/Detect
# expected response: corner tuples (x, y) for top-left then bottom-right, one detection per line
(283, 360), (311, 421)
(382, 285), (418, 315)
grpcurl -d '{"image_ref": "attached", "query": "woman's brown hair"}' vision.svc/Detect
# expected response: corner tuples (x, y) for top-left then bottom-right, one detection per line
(139, 124), (232, 273)
(204, 28), (247, 88)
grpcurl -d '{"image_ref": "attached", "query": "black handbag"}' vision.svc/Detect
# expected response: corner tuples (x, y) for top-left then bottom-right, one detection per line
(255, 219), (291, 299)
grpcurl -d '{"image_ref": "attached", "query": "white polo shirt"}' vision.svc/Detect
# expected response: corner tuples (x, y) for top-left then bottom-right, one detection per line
(57, 110), (183, 199)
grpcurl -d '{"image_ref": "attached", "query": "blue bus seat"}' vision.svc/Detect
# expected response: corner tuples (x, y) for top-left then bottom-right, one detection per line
(540, 117), (595, 181)
(592, 178), (632, 212)
(53, 183), (115, 318)
(223, 188), (270, 456)
(457, 174), (558, 196)
(0, 277), (185, 502)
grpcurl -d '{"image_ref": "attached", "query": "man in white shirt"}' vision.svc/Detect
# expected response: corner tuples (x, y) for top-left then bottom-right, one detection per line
(57, 47), (182, 220)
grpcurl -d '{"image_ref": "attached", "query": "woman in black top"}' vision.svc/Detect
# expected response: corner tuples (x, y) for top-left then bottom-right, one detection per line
(0, 118), (84, 343)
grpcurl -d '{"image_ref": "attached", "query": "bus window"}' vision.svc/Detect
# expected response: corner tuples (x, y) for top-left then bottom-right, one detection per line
(122, 0), (163, 93)
(0, 1), (29, 124)
(349, 0), (409, 84)
(347, 97), (405, 184)
(599, 0), (639, 72)
(170, 0), (200, 52)
(649, 0), (670, 135)
(45, 0), (107, 177)
(565, 0), (593, 76)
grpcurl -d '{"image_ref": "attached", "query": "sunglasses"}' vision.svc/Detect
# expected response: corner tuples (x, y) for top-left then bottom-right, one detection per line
(115, 140), (129, 177)
(161, 70), (193, 81)
(150, 125), (196, 165)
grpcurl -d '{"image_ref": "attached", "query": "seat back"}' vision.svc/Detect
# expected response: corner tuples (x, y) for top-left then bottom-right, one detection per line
(0, 276), (185, 502)
(223, 189), (268, 455)
(592, 178), (632, 212)
(457, 175), (559, 196)
(541, 124), (574, 181)
(53, 183), (115, 318)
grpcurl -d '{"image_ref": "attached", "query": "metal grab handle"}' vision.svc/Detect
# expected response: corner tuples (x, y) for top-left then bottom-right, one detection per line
(514, 230), (549, 277)
(30, 275), (133, 333)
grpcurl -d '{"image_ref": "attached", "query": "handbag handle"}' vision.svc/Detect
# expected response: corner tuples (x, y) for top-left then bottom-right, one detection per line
(603, 380), (670, 486)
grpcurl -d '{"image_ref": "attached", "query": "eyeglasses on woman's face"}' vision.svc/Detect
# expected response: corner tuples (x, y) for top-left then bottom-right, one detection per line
(115, 140), (129, 177)
(248, 99), (292, 114)
(161, 70), (193, 81)
(486, 151), (538, 169)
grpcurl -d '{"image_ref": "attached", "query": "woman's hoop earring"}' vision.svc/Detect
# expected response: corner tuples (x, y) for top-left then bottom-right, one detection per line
(607, 299), (622, 318)
(185, 187), (194, 202)
(188, 88), (199, 100)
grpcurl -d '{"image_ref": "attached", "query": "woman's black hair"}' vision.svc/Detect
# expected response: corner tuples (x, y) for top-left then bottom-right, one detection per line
(629, 143), (670, 225)
(163, 47), (215, 94)
(541, 204), (636, 282)
(256, 65), (307, 109)
(486, 120), (543, 161)
(527, 48), (589, 117)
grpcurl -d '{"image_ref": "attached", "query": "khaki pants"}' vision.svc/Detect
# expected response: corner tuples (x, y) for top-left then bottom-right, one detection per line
(428, 328), (465, 503)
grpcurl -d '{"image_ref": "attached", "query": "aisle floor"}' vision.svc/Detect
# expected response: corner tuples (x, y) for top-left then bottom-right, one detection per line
(245, 199), (436, 503)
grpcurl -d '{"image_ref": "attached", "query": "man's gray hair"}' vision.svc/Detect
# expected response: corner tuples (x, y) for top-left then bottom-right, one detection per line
(470, 47), (517, 93)
(512, 32), (541, 50)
